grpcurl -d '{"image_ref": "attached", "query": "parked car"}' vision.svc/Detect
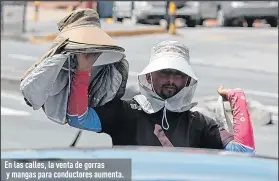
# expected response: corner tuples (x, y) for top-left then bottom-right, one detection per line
(199, 1), (278, 27)
(113, 1), (201, 27)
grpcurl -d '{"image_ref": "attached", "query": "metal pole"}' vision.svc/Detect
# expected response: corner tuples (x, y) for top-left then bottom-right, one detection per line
(22, 1), (27, 33)
(112, 2), (117, 22)
(168, 1), (176, 35)
(131, 1), (134, 17)
(96, 0), (99, 14)
(165, 1), (170, 31)
(1, 1), (4, 32)
(33, 1), (40, 22)
(130, 1), (136, 24)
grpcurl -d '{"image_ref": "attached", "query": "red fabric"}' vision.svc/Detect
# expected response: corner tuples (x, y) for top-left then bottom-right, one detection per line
(67, 70), (90, 116)
(227, 90), (255, 149)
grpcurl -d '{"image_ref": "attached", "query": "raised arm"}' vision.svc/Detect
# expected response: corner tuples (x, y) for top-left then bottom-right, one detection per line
(66, 69), (102, 132)
(201, 87), (255, 153)
(66, 53), (126, 134)
(224, 89), (255, 153)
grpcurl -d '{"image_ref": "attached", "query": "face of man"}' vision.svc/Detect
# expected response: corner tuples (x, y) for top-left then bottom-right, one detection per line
(146, 69), (191, 99)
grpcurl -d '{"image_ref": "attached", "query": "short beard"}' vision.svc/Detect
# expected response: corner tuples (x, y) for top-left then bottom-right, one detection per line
(159, 84), (179, 99)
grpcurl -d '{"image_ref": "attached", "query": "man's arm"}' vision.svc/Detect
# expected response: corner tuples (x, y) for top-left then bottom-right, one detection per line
(66, 69), (125, 134)
(201, 90), (255, 153)
(223, 90), (255, 153)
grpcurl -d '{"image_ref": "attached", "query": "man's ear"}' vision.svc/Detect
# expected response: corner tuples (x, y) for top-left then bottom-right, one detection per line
(146, 74), (152, 84)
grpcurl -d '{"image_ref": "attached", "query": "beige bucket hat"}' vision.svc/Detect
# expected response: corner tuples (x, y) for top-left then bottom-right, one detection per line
(57, 8), (117, 46)
(56, 8), (125, 66)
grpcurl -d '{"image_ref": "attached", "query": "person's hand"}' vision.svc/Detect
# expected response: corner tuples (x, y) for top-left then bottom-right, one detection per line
(217, 85), (231, 101)
(76, 53), (102, 71)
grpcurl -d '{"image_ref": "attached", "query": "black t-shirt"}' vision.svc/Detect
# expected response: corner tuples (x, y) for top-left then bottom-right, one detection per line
(94, 99), (233, 149)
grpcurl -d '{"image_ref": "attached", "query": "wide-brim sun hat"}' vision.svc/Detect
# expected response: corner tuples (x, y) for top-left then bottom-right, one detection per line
(138, 41), (198, 81)
(56, 8), (125, 66)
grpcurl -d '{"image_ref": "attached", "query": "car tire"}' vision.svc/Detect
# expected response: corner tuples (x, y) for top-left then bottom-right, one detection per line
(246, 19), (254, 27)
(137, 19), (148, 25)
(117, 18), (123, 22)
(266, 17), (278, 27)
(186, 19), (197, 27)
(199, 19), (204, 26)
(223, 18), (233, 27)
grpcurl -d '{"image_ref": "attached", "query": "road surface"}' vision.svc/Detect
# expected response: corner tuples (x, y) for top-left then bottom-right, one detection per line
(1, 27), (278, 157)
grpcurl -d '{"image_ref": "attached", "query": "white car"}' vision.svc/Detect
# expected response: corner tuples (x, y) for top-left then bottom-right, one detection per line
(113, 1), (201, 27)
(199, 1), (278, 27)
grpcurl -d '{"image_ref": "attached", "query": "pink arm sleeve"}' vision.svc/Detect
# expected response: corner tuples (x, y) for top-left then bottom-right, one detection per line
(227, 90), (255, 149)
(67, 70), (90, 116)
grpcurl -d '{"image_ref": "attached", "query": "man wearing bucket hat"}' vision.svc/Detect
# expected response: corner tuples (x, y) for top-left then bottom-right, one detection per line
(67, 40), (255, 153)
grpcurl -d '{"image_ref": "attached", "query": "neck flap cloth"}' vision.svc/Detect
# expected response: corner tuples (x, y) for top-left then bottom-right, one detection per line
(133, 41), (199, 130)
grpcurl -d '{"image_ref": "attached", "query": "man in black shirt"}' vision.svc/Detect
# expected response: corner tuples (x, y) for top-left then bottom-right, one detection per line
(66, 40), (255, 152)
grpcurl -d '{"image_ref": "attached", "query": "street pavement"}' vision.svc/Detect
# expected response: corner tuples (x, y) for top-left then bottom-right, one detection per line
(1, 27), (278, 158)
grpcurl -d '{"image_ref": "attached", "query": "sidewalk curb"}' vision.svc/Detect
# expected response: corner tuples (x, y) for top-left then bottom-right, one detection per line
(27, 27), (167, 43)
(1, 76), (21, 84)
(1, 34), (30, 42)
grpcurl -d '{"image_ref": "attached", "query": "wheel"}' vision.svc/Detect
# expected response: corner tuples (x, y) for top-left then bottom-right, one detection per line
(116, 18), (123, 22)
(199, 18), (204, 26)
(235, 18), (245, 27)
(186, 19), (197, 27)
(137, 19), (148, 25)
(246, 19), (254, 27)
(266, 17), (278, 27)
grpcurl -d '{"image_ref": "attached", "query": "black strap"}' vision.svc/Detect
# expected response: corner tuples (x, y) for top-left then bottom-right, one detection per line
(69, 130), (82, 147)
